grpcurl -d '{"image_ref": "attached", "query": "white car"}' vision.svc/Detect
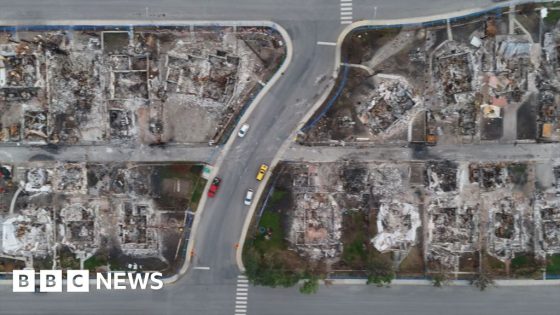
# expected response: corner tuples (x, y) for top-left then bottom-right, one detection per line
(244, 189), (254, 205)
(238, 123), (250, 138)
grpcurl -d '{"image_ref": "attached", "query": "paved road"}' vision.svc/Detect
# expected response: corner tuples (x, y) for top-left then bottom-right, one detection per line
(2, 282), (560, 315)
(283, 142), (559, 162)
(249, 285), (560, 315)
(0, 0), (529, 314)
(0, 0), (494, 23)
(0, 144), (216, 163)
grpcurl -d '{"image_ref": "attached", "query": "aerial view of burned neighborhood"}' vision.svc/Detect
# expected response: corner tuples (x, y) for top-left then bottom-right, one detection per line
(243, 3), (560, 290)
(4, 1), (560, 296)
(0, 25), (285, 275)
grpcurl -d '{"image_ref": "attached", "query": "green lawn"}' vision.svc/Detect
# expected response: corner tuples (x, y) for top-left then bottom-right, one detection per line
(84, 255), (108, 271)
(547, 254), (560, 275)
(340, 212), (368, 268)
(254, 211), (284, 251)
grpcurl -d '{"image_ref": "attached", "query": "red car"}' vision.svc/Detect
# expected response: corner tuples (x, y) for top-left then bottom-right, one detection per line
(207, 177), (221, 197)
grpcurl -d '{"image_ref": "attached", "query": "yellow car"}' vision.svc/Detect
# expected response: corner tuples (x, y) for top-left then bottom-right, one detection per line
(256, 164), (269, 181)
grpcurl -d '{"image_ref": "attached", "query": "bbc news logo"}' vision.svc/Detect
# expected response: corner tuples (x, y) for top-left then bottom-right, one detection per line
(13, 270), (163, 293)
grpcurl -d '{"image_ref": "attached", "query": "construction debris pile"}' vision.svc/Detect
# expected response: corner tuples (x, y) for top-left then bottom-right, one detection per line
(304, 9), (557, 145)
(0, 26), (285, 145)
(278, 157), (560, 277)
(356, 75), (420, 135)
(281, 162), (420, 263)
(0, 161), (199, 271)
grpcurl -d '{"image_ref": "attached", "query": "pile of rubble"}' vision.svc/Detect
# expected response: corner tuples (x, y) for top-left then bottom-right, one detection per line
(0, 161), (198, 270)
(356, 75), (419, 135)
(0, 26), (285, 145)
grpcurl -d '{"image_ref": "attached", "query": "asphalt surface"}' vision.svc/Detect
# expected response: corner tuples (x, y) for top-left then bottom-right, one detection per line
(283, 142), (560, 162)
(0, 0), (538, 315)
(0, 144), (217, 163)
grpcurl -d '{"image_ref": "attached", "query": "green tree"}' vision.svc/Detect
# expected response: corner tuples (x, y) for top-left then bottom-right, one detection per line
(299, 276), (319, 294)
(470, 270), (494, 291)
(365, 256), (394, 287)
(431, 272), (449, 288)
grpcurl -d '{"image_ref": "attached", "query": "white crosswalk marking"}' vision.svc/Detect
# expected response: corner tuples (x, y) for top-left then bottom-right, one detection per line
(340, 0), (353, 24)
(234, 275), (250, 314)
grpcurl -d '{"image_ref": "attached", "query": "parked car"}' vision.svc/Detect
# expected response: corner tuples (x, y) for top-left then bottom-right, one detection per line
(207, 177), (221, 197)
(256, 164), (269, 181)
(244, 189), (254, 205)
(238, 123), (250, 138)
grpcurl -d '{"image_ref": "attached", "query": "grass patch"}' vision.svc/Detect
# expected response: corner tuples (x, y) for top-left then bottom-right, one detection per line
(269, 190), (288, 206)
(547, 254), (560, 275)
(243, 196), (312, 289)
(189, 178), (207, 210)
(545, 4), (560, 25)
(511, 254), (544, 278)
(84, 255), (108, 271)
(340, 211), (368, 268)
(59, 249), (80, 270)
(483, 254), (507, 278)
(254, 211), (284, 251)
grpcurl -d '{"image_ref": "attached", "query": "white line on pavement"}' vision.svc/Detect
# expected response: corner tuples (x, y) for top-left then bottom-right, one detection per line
(341, 11), (352, 16)
(236, 288), (248, 292)
(235, 300), (247, 305)
(340, 7), (352, 11)
(317, 41), (337, 46)
(193, 266), (211, 270)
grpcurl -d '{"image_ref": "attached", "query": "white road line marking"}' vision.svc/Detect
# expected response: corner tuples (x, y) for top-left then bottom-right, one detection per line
(235, 312), (246, 315)
(340, 0), (352, 24)
(236, 288), (248, 292)
(317, 41), (337, 46)
(237, 279), (249, 283)
(237, 275), (247, 279)
(237, 283), (248, 287)
(236, 296), (248, 300)
(236, 292), (248, 296)
(235, 305), (247, 309)
(236, 300), (248, 305)
(193, 266), (210, 270)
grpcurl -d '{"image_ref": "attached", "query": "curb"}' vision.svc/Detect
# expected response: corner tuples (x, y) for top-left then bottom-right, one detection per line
(0, 20), (293, 287)
(324, 278), (560, 287)
(234, 1), (554, 287)
(171, 21), (293, 282)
